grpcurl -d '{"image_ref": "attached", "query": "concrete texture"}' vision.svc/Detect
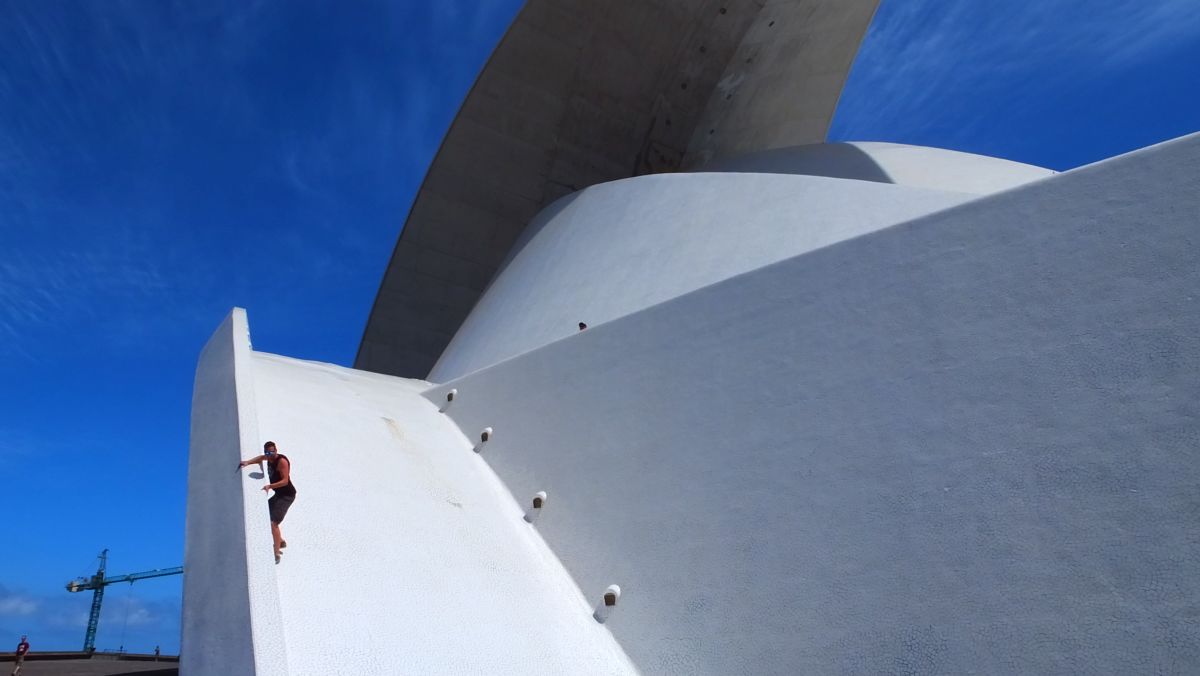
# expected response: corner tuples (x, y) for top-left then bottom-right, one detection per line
(701, 141), (1056, 194)
(3, 660), (176, 676)
(249, 353), (636, 675)
(424, 133), (1200, 674)
(4, 661), (175, 676)
(429, 170), (975, 381)
(356, 0), (880, 379)
(683, 1), (884, 167)
(182, 309), (287, 676)
(184, 311), (637, 675)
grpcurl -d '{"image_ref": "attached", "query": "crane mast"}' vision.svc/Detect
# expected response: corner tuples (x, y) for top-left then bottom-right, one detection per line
(83, 549), (106, 652)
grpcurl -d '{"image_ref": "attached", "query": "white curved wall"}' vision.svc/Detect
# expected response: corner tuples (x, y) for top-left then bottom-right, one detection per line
(429, 171), (974, 381)
(185, 310), (638, 675)
(423, 133), (1200, 674)
(701, 142), (1056, 194)
(249, 354), (636, 675)
(182, 309), (288, 676)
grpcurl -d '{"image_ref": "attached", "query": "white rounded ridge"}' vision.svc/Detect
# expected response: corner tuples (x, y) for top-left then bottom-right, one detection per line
(700, 142), (1056, 195)
(429, 170), (976, 381)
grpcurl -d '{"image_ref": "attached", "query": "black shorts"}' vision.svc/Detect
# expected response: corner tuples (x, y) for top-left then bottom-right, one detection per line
(269, 493), (295, 523)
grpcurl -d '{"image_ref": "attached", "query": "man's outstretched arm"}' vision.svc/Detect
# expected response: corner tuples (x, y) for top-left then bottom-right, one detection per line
(238, 455), (267, 468)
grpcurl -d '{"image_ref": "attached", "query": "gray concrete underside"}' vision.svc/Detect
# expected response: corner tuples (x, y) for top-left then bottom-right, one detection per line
(356, 0), (880, 378)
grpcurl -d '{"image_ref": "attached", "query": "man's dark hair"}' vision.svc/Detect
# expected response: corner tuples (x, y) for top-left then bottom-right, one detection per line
(264, 441), (277, 450)
(578, 322), (588, 330)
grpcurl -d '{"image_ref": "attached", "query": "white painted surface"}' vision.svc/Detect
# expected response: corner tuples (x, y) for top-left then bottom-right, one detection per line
(182, 309), (287, 676)
(426, 133), (1200, 674)
(429, 171), (975, 381)
(243, 352), (636, 675)
(701, 142), (1056, 194)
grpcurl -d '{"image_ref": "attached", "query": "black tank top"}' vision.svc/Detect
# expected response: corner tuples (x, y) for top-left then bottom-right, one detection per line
(268, 454), (297, 497)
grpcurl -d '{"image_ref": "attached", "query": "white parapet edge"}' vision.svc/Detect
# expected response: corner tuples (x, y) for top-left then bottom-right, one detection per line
(181, 308), (289, 676)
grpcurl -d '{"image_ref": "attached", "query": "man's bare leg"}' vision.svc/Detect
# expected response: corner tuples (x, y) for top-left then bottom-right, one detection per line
(271, 521), (283, 559)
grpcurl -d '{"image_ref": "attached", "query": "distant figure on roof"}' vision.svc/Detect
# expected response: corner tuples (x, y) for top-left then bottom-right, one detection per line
(578, 322), (588, 331)
(239, 441), (297, 564)
(10, 635), (29, 676)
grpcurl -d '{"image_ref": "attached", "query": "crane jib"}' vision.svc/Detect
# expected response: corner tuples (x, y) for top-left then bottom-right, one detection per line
(64, 550), (183, 652)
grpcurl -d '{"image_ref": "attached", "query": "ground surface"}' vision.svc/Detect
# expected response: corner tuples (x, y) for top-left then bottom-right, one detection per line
(5, 660), (176, 676)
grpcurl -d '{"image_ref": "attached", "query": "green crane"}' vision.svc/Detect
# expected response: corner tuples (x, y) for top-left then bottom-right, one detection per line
(65, 549), (183, 652)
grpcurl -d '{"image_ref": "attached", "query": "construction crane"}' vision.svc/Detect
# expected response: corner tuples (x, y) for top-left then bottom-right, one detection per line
(65, 549), (183, 652)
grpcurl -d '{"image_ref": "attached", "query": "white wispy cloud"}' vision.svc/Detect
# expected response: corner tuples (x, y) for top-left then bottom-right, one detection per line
(0, 427), (59, 460)
(0, 593), (38, 617)
(0, 582), (179, 651)
(0, 0), (527, 367)
(275, 1), (520, 197)
(271, 0), (524, 279)
(430, 0), (521, 42)
(0, 245), (170, 355)
(835, 0), (1200, 142)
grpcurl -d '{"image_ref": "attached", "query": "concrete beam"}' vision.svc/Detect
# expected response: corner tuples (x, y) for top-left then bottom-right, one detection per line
(356, 0), (880, 379)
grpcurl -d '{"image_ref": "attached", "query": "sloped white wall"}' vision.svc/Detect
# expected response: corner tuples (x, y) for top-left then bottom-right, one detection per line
(425, 134), (1200, 674)
(247, 353), (637, 675)
(429, 171), (974, 381)
(182, 309), (287, 676)
(185, 310), (637, 675)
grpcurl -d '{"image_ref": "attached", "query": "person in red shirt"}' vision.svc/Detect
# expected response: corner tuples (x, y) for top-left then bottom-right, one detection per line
(11, 635), (29, 676)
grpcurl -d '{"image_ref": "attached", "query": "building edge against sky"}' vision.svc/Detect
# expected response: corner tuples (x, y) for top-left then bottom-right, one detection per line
(355, 0), (882, 379)
(185, 132), (1200, 674)
(421, 131), (1200, 673)
(183, 1), (1200, 673)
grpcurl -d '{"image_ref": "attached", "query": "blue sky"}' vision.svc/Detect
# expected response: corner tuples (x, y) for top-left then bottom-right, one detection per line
(1, 0), (1197, 654)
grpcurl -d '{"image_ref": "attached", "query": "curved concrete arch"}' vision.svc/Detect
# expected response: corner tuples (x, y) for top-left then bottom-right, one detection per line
(356, 0), (881, 379)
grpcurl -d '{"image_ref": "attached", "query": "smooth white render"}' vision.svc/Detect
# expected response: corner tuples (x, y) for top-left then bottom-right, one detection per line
(700, 141), (1056, 194)
(429, 170), (976, 381)
(182, 309), (287, 676)
(187, 134), (1199, 675)
(424, 133), (1200, 674)
(184, 312), (636, 676)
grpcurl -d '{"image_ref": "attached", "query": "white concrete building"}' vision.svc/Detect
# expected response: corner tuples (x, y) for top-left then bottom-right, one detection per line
(184, 2), (1200, 674)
